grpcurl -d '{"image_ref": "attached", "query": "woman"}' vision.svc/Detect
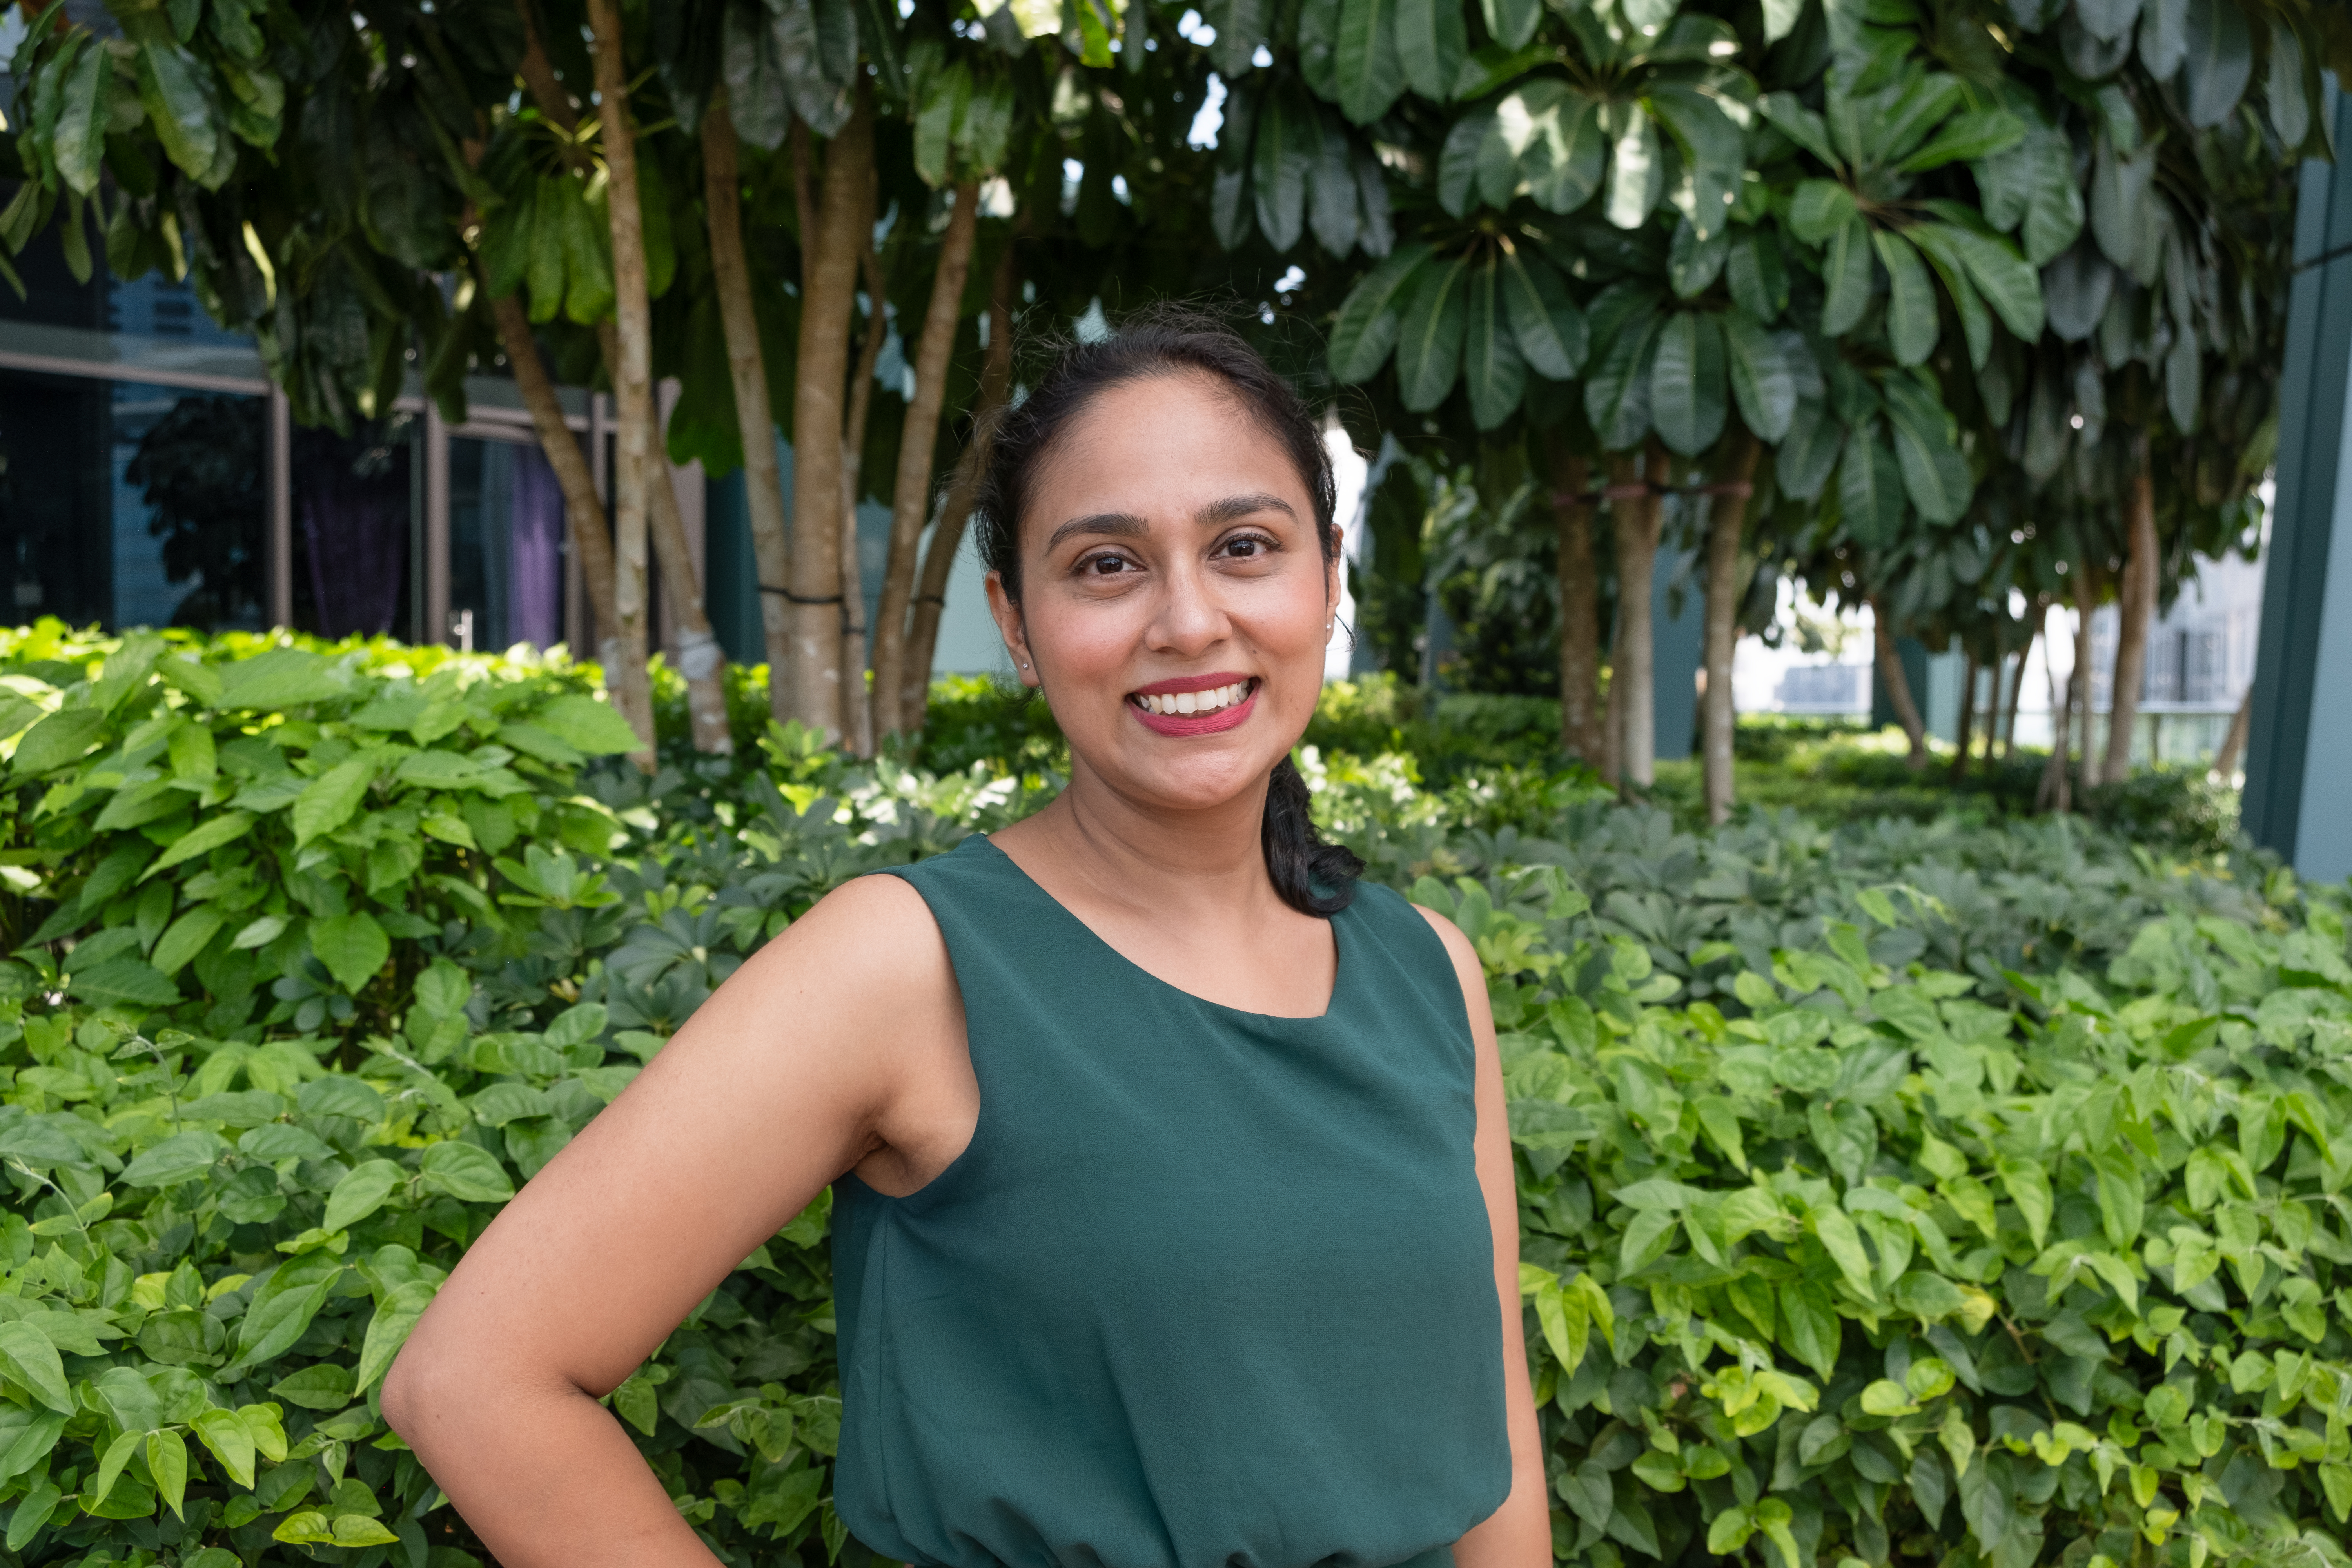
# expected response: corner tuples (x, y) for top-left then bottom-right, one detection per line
(383, 311), (1549, 1568)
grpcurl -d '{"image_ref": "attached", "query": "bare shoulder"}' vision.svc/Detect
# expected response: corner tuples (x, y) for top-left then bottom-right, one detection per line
(1409, 903), (1496, 1038)
(1409, 903), (1482, 972)
(725, 869), (952, 997)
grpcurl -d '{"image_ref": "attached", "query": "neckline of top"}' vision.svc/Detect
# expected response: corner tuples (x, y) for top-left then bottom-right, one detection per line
(964, 834), (1348, 1023)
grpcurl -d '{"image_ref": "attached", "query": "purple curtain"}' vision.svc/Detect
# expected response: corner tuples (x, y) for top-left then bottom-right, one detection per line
(508, 443), (565, 648)
(296, 434), (408, 638)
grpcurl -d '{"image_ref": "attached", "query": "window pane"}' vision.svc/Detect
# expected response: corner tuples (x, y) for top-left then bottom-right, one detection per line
(451, 435), (567, 650)
(292, 418), (416, 640)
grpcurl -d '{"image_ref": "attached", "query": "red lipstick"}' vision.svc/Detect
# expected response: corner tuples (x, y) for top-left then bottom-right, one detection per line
(1127, 673), (1259, 737)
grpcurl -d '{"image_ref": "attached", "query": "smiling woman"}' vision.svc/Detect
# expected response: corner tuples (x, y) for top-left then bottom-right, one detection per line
(382, 310), (1551, 1568)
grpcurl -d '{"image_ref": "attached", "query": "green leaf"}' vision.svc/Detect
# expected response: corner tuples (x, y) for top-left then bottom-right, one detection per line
(1309, 113), (1361, 255)
(292, 758), (374, 847)
(1584, 302), (1664, 450)
(1646, 85), (1742, 238)
(2180, 0), (2251, 127)
(64, 956), (180, 1006)
(1205, 0), (1271, 75)
(1436, 106), (1495, 217)
(1668, 215), (1729, 299)
(1500, 249), (1587, 379)
(1395, 252), (1470, 412)
(1601, 103), (1664, 230)
(356, 1279), (439, 1393)
(1837, 422), (1905, 547)
(1873, 230), (1938, 367)
(1907, 224), (1992, 369)
(190, 1407), (256, 1488)
(137, 41), (221, 182)
(2269, 23), (2309, 149)
(1463, 258), (1526, 431)
(10, 707), (108, 773)
(230, 1254), (345, 1370)
(1996, 1156), (2053, 1248)
(1393, 0), (1466, 102)
(1513, 85), (1606, 216)
(310, 910), (389, 995)
(1724, 311), (1795, 441)
(419, 1140), (517, 1203)
(1251, 87), (1314, 252)
(1811, 1204), (1878, 1298)
(1335, 0), (1404, 125)
(1758, 92), (1839, 169)
(1482, 0), (1541, 48)
(1821, 215), (1875, 336)
(147, 1428), (189, 1518)
(270, 1362), (356, 1411)
(0, 1321), (73, 1415)
(52, 34), (111, 197)
(1947, 227), (2045, 340)
(1883, 377), (1971, 523)
(1726, 230), (1789, 322)
(323, 1157), (406, 1233)
(1788, 180), (1857, 247)
(1780, 1278), (1842, 1377)
(89, 1429), (143, 1517)
(122, 1129), (229, 1187)
(1898, 109), (2024, 172)
(151, 905), (225, 977)
(1648, 312), (1726, 456)
(533, 694), (646, 755)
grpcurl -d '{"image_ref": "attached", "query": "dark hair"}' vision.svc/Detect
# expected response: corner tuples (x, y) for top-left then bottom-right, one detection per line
(975, 305), (1365, 917)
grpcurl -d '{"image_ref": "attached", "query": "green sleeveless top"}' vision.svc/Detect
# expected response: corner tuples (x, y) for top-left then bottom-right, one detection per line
(832, 835), (1511, 1568)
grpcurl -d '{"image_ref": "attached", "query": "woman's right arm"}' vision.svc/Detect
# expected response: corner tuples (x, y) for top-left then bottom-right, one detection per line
(381, 873), (965, 1567)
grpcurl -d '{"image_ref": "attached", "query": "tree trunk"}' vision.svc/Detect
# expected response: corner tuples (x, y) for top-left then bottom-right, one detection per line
(837, 244), (888, 757)
(587, 0), (654, 772)
(1871, 602), (1927, 769)
(1547, 447), (1600, 764)
(2072, 570), (2100, 802)
(2212, 682), (2252, 781)
(1610, 446), (1663, 791)
(597, 325), (732, 755)
(901, 243), (1018, 727)
(1700, 430), (1758, 825)
(2036, 596), (2076, 812)
(1600, 608), (1624, 789)
(2002, 616), (2036, 760)
(483, 289), (649, 759)
(700, 94), (794, 722)
(874, 181), (982, 740)
(2102, 453), (2158, 784)
(1949, 650), (1978, 782)
(786, 87), (874, 742)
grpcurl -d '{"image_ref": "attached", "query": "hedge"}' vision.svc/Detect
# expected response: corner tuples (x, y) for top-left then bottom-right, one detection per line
(0, 624), (2345, 1568)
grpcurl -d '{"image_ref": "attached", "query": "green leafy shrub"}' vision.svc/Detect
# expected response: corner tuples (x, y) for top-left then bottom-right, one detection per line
(0, 628), (2341, 1568)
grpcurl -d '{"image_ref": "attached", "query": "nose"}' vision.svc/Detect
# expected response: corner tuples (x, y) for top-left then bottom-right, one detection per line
(1144, 554), (1232, 659)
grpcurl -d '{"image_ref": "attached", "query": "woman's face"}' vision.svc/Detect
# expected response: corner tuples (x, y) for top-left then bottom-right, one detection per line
(988, 372), (1338, 817)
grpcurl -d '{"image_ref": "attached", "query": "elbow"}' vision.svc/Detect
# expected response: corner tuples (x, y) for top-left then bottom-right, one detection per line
(379, 1336), (443, 1446)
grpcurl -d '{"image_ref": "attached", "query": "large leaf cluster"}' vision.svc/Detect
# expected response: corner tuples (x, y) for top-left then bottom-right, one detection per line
(0, 633), (2345, 1568)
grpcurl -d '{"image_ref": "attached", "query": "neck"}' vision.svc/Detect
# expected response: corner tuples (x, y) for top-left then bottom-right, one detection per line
(1023, 755), (1281, 923)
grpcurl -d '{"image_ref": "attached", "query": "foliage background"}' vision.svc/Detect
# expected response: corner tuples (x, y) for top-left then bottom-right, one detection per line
(0, 628), (2343, 1568)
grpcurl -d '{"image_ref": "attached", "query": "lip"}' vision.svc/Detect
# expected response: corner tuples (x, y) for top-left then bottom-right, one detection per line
(1128, 677), (1259, 737)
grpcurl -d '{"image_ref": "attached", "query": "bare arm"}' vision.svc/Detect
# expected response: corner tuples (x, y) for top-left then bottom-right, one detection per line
(382, 875), (965, 1568)
(1420, 909), (1553, 1568)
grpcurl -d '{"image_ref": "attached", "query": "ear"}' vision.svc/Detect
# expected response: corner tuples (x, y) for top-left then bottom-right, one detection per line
(984, 571), (1037, 685)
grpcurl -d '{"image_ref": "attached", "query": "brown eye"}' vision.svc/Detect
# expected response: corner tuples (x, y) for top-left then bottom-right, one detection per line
(1220, 534), (1272, 559)
(1083, 553), (1130, 576)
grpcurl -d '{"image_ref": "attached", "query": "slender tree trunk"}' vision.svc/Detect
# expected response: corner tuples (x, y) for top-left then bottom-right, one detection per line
(2103, 456), (2158, 784)
(1700, 430), (1758, 825)
(1610, 447), (1662, 791)
(1871, 601), (1927, 769)
(588, 0), (653, 771)
(1548, 447), (1600, 764)
(902, 243), (1018, 726)
(2212, 682), (2252, 781)
(1949, 650), (1978, 782)
(837, 245), (888, 756)
(2037, 596), (2076, 811)
(874, 182), (982, 740)
(2002, 616), (2036, 760)
(701, 93), (794, 721)
(1600, 609), (1624, 789)
(2072, 570), (2100, 802)
(484, 289), (648, 759)
(787, 87), (874, 741)
(597, 326), (732, 754)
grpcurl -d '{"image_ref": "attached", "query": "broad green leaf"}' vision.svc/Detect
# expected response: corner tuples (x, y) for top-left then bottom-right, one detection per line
(137, 41), (220, 182)
(1335, 0), (1405, 125)
(1779, 1278), (1841, 1377)
(1668, 215), (1729, 299)
(1723, 311), (1795, 442)
(292, 758), (374, 847)
(1646, 85), (1741, 238)
(1463, 258), (1527, 431)
(1500, 249), (1588, 379)
(190, 1407), (256, 1488)
(1883, 378), (1971, 523)
(1601, 103), (1664, 230)
(1205, 0), (1271, 75)
(1437, 107), (1496, 217)
(230, 1253), (346, 1370)
(1395, 253), (1470, 412)
(151, 905), (225, 977)
(1873, 229), (1938, 367)
(1482, 0), (1541, 48)
(52, 35), (110, 197)
(1996, 1156), (2053, 1247)
(1945, 227), (2044, 342)
(1251, 87), (1313, 252)
(1788, 180), (1857, 247)
(1726, 230), (1789, 321)
(2140, 0), (2189, 77)
(64, 956), (180, 1007)
(2270, 23), (2310, 151)
(1308, 113), (1361, 256)
(147, 1428), (189, 1519)
(1648, 312), (1726, 456)
(2077, 0), (2143, 41)
(1836, 422), (1905, 547)
(1810, 1205), (1878, 1298)
(1821, 216), (1875, 336)
(419, 1140), (517, 1203)
(0, 1321), (73, 1414)
(1898, 109), (2024, 172)
(122, 1129), (229, 1188)
(1907, 224), (1993, 369)
(89, 1429), (143, 1519)
(323, 1158), (406, 1234)
(534, 694), (646, 755)
(11, 708), (107, 773)
(1758, 92), (1838, 168)
(1393, 0), (1466, 102)
(271, 1363), (356, 1411)
(357, 1279), (439, 1393)
(0, 1410), (64, 1491)
(1584, 303), (1663, 450)
(1513, 85), (1606, 216)
(2180, 0), (2251, 127)
(310, 910), (390, 995)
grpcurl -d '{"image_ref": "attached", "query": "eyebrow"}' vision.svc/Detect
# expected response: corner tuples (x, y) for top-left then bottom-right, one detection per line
(1042, 493), (1298, 554)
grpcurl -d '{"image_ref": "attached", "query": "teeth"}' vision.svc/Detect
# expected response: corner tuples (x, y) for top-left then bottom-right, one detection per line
(1138, 681), (1252, 717)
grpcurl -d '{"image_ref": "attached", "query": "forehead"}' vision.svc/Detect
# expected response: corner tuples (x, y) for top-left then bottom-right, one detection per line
(1022, 372), (1310, 532)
